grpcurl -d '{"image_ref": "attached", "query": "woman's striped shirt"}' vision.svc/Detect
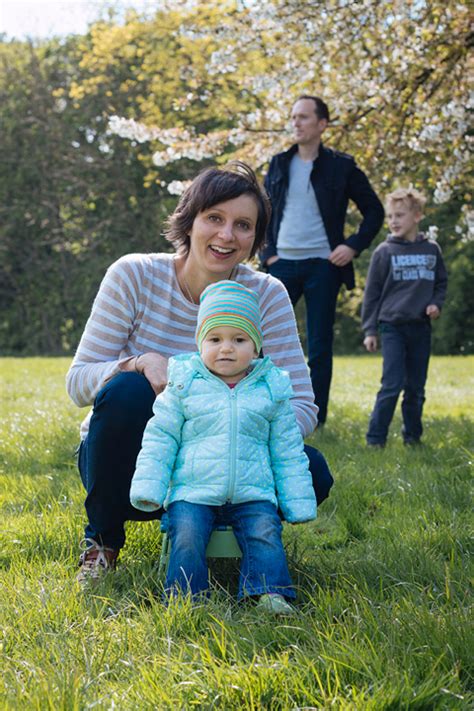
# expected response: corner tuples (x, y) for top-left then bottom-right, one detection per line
(66, 253), (318, 438)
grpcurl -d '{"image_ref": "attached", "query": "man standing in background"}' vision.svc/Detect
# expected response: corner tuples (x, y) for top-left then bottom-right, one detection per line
(261, 95), (384, 426)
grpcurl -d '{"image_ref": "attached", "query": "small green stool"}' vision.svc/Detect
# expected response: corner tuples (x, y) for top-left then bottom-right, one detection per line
(157, 514), (242, 583)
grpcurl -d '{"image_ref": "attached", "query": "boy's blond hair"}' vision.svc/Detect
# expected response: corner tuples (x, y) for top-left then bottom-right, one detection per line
(385, 187), (427, 214)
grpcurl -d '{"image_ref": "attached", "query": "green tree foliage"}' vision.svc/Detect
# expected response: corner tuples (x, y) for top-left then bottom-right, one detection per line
(0, 1), (472, 355)
(0, 36), (173, 354)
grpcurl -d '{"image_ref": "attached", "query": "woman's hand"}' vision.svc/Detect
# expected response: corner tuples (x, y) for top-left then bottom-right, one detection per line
(136, 353), (169, 394)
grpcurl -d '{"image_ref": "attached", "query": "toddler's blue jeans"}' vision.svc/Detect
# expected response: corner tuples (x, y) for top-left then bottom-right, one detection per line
(166, 500), (295, 599)
(78, 372), (334, 549)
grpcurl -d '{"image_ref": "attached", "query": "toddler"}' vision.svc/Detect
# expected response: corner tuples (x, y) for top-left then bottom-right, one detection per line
(130, 281), (316, 613)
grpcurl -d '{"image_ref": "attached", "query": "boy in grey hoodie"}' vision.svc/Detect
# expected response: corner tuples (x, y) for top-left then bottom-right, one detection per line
(362, 188), (448, 446)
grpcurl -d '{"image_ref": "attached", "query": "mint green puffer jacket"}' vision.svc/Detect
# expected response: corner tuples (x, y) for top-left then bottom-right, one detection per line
(130, 353), (316, 523)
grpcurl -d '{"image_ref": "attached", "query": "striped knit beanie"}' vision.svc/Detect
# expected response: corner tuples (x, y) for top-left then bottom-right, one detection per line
(196, 281), (263, 353)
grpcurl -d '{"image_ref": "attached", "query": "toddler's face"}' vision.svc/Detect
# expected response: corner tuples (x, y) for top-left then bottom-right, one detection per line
(200, 326), (257, 384)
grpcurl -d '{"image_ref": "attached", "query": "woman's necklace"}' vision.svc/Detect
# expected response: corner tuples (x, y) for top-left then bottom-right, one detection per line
(181, 272), (198, 305)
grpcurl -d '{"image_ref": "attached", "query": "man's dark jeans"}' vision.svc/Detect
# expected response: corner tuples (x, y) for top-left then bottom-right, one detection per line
(366, 321), (432, 445)
(78, 372), (334, 549)
(268, 258), (341, 423)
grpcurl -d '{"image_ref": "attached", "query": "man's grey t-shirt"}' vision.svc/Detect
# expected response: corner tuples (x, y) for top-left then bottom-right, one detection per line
(277, 154), (331, 260)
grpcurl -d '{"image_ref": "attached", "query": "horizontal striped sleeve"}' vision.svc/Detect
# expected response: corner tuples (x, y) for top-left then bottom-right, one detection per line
(66, 254), (146, 407)
(66, 253), (201, 412)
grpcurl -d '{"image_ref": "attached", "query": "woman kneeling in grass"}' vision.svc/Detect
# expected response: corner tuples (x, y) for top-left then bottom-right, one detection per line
(67, 162), (333, 585)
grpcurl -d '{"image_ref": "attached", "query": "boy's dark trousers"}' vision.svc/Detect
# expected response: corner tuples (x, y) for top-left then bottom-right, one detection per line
(366, 321), (432, 445)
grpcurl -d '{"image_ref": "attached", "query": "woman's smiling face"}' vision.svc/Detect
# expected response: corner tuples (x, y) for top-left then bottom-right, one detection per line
(187, 194), (258, 277)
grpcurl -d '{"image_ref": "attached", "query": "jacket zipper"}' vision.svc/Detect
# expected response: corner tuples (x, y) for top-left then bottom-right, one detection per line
(226, 388), (238, 503)
(196, 359), (267, 504)
(224, 364), (264, 502)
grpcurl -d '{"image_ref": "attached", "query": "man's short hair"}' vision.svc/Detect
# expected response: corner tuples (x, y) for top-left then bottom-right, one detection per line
(296, 95), (330, 122)
(386, 187), (427, 214)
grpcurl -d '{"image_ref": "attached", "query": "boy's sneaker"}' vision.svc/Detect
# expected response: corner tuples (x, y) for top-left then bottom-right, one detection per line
(77, 538), (118, 585)
(404, 439), (423, 447)
(256, 593), (295, 615)
(366, 441), (385, 449)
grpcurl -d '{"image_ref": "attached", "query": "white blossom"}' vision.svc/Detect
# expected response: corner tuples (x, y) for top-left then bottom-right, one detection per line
(433, 182), (452, 204)
(108, 116), (161, 143)
(167, 180), (192, 195)
(461, 205), (474, 241)
(54, 97), (67, 113)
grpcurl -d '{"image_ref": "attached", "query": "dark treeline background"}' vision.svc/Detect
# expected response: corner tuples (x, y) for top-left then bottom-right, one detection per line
(1, 36), (173, 356)
(1, 2), (472, 357)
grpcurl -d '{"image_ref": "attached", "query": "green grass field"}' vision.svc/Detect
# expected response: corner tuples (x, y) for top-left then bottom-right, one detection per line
(1, 356), (473, 709)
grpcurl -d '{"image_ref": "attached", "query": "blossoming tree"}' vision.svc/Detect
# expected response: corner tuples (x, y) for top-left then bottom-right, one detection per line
(70, 0), (471, 226)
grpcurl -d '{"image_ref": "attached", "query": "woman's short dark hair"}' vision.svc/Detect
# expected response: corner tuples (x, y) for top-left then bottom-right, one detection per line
(165, 161), (271, 258)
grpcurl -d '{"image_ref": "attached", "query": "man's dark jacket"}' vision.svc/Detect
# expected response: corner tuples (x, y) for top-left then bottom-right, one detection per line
(261, 143), (384, 289)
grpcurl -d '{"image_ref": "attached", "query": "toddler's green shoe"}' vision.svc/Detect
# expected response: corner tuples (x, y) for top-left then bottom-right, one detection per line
(256, 593), (295, 615)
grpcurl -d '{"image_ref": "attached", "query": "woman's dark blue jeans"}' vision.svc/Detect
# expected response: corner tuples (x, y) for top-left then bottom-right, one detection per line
(78, 372), (334, 549)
